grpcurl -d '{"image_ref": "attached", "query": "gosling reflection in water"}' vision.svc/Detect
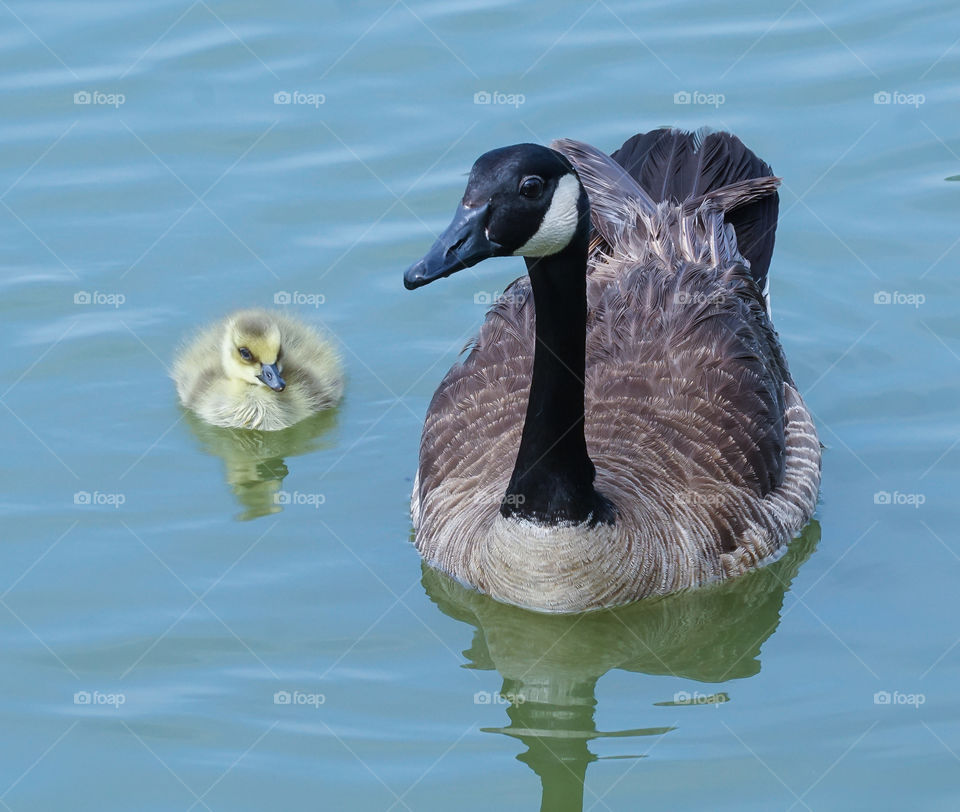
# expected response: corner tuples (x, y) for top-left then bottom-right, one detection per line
(421, 523), (819, 812)
(183, 408), (339, 520)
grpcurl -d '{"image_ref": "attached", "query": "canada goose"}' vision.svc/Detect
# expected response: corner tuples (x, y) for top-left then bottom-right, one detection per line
(174, 309), (342, 431)
(403, 128), (821, 613)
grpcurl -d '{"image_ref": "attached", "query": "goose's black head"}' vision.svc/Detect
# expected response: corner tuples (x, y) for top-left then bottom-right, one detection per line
(404, 144), (587, 289)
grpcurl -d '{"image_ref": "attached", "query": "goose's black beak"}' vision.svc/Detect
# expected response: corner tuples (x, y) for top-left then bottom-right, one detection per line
(257, 363), (285, 392)
(404, 202), (502, 290)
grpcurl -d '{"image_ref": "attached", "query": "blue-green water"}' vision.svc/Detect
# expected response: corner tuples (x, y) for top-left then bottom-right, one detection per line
(2, 0), (958, 808)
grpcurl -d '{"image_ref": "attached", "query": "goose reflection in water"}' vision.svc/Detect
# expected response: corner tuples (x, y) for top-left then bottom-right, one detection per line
(182, 408), (339, 520)
(421, 522), (819, 812)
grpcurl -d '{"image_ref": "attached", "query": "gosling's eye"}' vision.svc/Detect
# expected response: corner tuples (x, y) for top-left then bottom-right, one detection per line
(238, 347), (253, 361)
(519, 176), (544, 199)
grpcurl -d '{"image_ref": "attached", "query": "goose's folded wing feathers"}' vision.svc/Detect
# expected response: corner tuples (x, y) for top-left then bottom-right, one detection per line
(609, 128), (780, 293)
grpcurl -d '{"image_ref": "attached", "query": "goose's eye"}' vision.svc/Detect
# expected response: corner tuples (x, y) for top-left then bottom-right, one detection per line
(519, 176), (544, 199)
(238, 347), (253, 361)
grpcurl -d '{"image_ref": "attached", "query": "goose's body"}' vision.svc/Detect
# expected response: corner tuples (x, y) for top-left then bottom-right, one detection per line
(404, 129), (821, 613)
(174, 309), (342, 431)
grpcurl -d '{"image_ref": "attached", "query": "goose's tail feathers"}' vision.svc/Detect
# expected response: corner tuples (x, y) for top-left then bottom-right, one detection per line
(608, 128), (780, 292)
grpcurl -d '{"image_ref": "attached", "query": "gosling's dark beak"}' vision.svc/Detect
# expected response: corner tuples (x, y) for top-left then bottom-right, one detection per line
(257, 363), (285, 392)
(404, 202), (502, 290)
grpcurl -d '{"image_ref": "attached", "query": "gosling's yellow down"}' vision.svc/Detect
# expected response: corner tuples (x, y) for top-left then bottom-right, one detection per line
(174, 309), (342, 430)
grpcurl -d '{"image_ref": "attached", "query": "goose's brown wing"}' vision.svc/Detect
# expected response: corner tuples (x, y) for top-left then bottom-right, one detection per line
(585, 259), (788, 504)
(551, 136), (790, 500)
(611, 128), (780, 294)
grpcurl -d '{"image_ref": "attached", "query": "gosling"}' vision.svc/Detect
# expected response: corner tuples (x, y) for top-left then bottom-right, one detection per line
(174, 309), (342, 430)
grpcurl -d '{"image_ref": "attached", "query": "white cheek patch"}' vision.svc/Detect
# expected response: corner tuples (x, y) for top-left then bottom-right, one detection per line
(513, 173), (581, 257)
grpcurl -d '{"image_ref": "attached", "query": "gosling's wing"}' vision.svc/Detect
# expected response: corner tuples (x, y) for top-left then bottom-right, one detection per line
(172, 320), (225, 409)
(272, 314), (344, 409)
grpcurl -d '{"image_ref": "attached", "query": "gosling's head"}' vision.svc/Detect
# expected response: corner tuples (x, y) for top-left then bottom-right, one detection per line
(220, 311), (286, 392)
(404, 143), (587, 289)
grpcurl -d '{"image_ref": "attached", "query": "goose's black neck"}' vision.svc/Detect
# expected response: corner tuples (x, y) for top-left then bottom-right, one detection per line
(501, 201), (614, 526)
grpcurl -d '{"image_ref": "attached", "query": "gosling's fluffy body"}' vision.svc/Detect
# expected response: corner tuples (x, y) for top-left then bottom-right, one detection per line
(174, 309), (342, 431)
